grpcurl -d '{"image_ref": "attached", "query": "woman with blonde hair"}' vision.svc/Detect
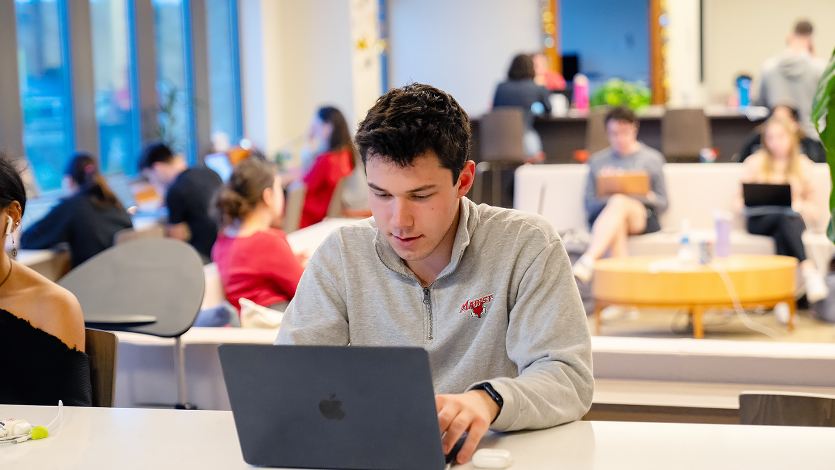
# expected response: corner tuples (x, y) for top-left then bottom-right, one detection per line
(741, 116), (828, 301)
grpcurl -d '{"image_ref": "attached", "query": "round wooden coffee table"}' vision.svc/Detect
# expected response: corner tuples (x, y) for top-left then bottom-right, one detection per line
(592, 255), (797, 339)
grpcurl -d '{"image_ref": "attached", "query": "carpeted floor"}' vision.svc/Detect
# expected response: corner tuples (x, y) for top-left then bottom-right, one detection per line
(588, 307), (835, 343)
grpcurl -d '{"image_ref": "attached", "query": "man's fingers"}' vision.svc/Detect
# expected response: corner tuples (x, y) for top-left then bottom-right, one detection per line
(436, 397), (462, 436)
(435, 395), (446, 413)
(456, 416), (489, 465)
(441, 412), (472, 455)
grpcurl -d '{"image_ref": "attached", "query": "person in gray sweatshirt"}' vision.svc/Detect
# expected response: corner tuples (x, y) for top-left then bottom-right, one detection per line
(277, 83), (593, 465)
(571, 106), (668, 284)
(755, 20), (825, 140)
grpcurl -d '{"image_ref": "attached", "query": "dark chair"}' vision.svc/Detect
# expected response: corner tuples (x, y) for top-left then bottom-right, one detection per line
(85, 328), (118, 407)
(739, 392), (835, 427)
(585, 109), (609, 155)
(283, 184), (307, 233)
(476, 108), (527, 207)
(326, 178), (347, 219)
(661, 108), (712, 163)
(59, 239), (205, 409)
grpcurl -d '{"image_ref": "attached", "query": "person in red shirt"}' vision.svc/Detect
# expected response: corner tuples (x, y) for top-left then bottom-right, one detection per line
(295, 106), (356, 229)
(211, 157), (306, 313)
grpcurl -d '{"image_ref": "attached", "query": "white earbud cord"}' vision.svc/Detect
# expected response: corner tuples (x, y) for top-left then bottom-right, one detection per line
(0, 400), (63, 445)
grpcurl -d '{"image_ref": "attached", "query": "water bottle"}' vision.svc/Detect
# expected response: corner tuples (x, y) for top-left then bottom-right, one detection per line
(736, 76), (751, 108)
(713, 210), (731, 258)
(573, 74), (589, 112)
(678, 219), (696, 267)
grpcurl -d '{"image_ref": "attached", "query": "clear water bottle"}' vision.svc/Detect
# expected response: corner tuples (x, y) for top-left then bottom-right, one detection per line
(678, 219), (695, 266)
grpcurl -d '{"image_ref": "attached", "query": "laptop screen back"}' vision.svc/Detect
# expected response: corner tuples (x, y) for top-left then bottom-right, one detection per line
(219, 344), (446, 470)
(742, 183), (792, 207)
(205, 153), (233, 182)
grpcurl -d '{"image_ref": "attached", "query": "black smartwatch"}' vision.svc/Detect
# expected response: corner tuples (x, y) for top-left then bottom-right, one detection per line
(473, 383), (503, 423)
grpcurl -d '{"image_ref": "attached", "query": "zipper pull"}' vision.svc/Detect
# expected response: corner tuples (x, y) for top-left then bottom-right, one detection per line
(423, 287), (430, 304)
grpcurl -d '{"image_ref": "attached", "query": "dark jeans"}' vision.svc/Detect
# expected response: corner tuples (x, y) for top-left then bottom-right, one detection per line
(747, 213), (806, 261)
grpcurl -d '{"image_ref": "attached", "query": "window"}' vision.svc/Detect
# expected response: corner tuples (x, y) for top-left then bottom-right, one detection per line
(153, 0), (194, 163)
(90, 0), (140, 176)
(15, 0), (74, 192)
(206, 0), (242, 145)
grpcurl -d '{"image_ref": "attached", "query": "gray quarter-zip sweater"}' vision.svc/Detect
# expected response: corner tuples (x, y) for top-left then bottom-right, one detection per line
(277, 197), (593, 431)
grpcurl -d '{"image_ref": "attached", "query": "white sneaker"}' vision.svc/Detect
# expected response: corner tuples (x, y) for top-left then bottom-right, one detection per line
(773, 302), (791, 325)
(572, 256), (594, 284)
(600, 305), (639, 323)
(803, 271), (829, 304)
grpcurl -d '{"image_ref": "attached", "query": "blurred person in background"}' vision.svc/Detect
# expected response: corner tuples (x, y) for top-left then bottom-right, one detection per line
(532, 52), (566, 91)
(139, 143), (222, 262)
(572, 107), (668, 284)
(21, 153), (133, 267)
(737, 104), (825, 163)
(493, 54), (551, 163)
(212, 157), (305, 314)
(740, 116), (828, 302)
(290, 106), (355, 229)
(755, 20), (825, 140)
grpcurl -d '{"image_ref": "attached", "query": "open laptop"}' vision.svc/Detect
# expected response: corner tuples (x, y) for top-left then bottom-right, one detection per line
(742, 183), (792, 207)
(218, 344), (446, 470)
(205, 152), (234, 182)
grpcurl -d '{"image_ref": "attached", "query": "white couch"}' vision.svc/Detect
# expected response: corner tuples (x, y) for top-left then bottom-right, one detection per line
(514, 163), (835, 274)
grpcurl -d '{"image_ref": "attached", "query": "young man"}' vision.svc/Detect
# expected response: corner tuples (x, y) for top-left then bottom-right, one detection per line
(277, 84), (593, 464)
(755, 20), (825, 140)
(572, 107), (667, 283)
(139, 143), (222, 261)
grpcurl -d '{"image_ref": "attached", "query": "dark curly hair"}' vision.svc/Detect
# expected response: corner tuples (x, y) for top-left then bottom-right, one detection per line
(355, 83), (470, 185)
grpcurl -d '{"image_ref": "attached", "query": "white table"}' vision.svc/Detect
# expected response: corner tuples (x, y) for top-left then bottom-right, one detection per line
(2, 405), (834, 469)
(285, 218), (357, 255)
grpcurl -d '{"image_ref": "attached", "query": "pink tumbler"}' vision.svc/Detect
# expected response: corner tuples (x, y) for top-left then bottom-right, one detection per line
(573, 74), (589, 112)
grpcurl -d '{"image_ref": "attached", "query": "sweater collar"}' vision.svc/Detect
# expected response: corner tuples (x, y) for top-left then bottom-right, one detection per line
(374, 197), (477, 284)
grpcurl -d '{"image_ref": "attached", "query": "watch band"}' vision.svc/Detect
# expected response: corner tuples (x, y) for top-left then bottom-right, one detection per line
(474, 383), (503, 423)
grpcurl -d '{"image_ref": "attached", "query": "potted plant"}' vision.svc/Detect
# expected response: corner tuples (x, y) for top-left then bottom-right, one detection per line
(812, 48), (835, 242)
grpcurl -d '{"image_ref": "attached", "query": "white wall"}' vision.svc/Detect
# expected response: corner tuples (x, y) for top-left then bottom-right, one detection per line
(665, 0), (704, 108)
(387, 0), (541, 117)
(239, 0), (366, 161)
(703, 0), (835, 104)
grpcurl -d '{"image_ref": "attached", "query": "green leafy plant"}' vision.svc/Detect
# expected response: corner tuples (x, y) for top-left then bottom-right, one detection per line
(812, 48), (835, 242)
(590, 79), (652, 110)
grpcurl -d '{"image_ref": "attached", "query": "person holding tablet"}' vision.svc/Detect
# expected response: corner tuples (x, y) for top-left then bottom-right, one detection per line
(572, 106), (668, 284)
(277, 84), (593, 465)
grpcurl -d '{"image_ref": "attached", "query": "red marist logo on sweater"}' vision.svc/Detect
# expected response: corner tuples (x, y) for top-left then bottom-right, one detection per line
(459, 294), (495, 318)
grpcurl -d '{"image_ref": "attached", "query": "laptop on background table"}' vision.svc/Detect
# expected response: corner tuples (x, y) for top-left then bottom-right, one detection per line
(742, 183), (792, 208)
(218, 344), (446, 470)
(205, 152), (234, 182)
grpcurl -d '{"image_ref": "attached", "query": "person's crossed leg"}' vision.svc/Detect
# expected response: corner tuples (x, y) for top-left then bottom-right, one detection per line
(572, 194), (648, 283)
